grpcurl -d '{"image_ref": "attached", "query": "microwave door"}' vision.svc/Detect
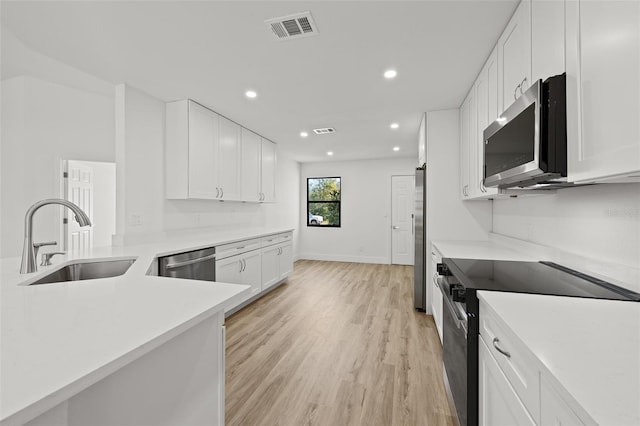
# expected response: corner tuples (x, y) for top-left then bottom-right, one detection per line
(483, 80), (542, 188)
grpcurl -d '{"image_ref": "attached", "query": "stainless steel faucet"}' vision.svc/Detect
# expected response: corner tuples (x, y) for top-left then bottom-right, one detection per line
(20, 199), (92, 274)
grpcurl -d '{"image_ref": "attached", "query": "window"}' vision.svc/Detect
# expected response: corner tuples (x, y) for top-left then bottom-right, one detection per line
(307, 177), (341, 227)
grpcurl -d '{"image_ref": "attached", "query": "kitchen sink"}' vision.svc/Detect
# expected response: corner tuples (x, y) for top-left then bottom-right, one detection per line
(25, 258), (137, 285)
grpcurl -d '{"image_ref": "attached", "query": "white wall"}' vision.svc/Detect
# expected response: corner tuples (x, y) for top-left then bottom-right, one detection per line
(424, 109), (492, 313)
(426, 109), (492, 243)
(299, 157), (417, 264)
(113, 84), (301, 251)
(493, 183), (640, 269)
(0, 76), (115, 258)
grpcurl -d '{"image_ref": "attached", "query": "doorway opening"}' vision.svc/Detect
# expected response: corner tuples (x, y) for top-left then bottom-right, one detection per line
(60, 160), (116, 251)
(391, 174), (415, 265)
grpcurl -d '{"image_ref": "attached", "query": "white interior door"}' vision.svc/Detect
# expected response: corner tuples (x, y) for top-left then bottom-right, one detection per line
(65, 160), (94, 251)
(391, 175), (414, 265)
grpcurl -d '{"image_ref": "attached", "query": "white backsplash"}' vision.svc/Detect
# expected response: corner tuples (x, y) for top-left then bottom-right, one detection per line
(492, 183), (640, 270)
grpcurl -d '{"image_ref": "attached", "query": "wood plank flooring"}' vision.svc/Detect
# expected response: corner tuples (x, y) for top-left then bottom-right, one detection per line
(225, 260), (456, 426)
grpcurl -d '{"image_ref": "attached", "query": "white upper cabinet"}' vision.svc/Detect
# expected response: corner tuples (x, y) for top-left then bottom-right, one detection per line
(217, 116), (242, 201)
(531, 0), (565, 83)
(240, 131), (277, 203)
(261, 138), (277, 203)
(497, 0), (531, 113)
(166, 99), (280, 201)
(187, 102), (218, 199)
(166, 100), (240, 201)
(460, 93), (471, 199)
(240, 128), (262, 202)
(473, 47), (499, 199)
(566, 0), (640, 183)
(166, 100), (222, 200)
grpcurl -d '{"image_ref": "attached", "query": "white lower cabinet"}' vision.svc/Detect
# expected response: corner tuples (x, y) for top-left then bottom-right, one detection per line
(479, 295), (594, 426)
(216, 249), (262, 312)
(261, 240), (293, 291)
(278, 243), (293, 279)
(541, 376), (585, 426)
(430, 246), (443, 343)
(218, 232), (294, 314)
(479, 337), (536, 426)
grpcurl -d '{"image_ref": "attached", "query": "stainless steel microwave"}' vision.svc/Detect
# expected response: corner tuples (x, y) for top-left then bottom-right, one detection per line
(483, 73), (567, 189)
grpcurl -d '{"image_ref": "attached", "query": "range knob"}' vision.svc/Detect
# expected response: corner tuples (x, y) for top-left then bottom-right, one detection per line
(437, 263), (452, 276)
(452, 287), (466, 303)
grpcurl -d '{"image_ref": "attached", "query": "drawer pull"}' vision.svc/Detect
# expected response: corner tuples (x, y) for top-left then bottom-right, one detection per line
(236, 246), (246, 250)
(492, 337), (511, 359)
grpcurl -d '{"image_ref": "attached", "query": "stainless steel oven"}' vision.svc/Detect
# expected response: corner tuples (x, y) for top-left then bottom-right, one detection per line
(158, 247), (216, 281)
(436, 266), (479, 426)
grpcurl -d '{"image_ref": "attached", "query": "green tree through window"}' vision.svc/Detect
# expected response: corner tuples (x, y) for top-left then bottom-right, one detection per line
(307, 177), (341, 227)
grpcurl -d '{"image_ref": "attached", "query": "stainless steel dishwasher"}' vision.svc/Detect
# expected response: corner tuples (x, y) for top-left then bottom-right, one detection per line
(158, 247), (216, 281)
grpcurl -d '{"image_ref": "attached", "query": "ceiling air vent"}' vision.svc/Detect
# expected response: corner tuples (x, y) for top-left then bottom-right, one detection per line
(313, 127), (335, 135)
(265, 11), (318, 41)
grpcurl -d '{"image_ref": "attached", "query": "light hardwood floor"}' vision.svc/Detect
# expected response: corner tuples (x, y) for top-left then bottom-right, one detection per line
(225, 260), (456, 426)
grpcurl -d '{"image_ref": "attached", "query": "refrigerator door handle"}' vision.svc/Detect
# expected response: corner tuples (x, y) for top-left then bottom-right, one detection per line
(411, 214), (414, 235)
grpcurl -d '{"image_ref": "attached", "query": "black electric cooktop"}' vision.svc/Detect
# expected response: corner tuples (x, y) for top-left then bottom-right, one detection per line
(443, 258), (640, 302)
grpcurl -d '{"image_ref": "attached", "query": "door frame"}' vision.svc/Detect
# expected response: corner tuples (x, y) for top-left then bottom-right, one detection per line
(389, 173), (415, 265)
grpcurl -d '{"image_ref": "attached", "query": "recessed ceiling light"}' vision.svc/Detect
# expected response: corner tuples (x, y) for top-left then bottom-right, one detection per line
(393, 146), (400, 152)
(245, 90), (257, 99)
(327, 151), (334, 156)
(300, 131), (308, 138)
(390, 123), (399, 129)
(384, 69), (397, 79)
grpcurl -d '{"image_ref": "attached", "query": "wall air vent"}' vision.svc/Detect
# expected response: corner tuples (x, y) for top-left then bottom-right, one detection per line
(313, 127), (335, 135)
(265, 11), (318, 41)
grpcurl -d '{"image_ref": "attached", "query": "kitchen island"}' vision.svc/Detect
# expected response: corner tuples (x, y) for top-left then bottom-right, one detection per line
(0, 227), (292, 426)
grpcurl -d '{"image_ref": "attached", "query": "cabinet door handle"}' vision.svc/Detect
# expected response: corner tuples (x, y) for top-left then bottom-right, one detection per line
(513, 83), (521, 100)
(243, 259), (246, 272)
(520, 77), (528, 94)
(220, 187), (224, 199)
(216, 187), (220, 198)
(492, 337), (511, 359)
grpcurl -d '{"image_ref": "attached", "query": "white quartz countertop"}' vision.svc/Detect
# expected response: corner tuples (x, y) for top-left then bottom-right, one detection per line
(478, 291), (640, 426)
(1, 227), (293, 424)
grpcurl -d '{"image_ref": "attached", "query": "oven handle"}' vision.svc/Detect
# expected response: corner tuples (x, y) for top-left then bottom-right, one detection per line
(164, 252), (217, 269)
(436, 277), (468, 333)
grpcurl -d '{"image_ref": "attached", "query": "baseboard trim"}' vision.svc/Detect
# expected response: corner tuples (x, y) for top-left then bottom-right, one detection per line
(298, 253), (388, 264)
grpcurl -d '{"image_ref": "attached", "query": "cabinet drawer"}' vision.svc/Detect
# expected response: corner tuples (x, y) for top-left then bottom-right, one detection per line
(479, 300), (540, 423)
(261, 232), (292, 247)
(261, 235), (280, 247)
(217, 238), (261, 259)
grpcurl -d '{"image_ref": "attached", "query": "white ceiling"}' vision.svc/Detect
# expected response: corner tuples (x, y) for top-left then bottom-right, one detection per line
(0, 1), (518, 163)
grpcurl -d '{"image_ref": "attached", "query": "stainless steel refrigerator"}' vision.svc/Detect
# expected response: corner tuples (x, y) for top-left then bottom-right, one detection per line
(413, 164), (426, 311)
